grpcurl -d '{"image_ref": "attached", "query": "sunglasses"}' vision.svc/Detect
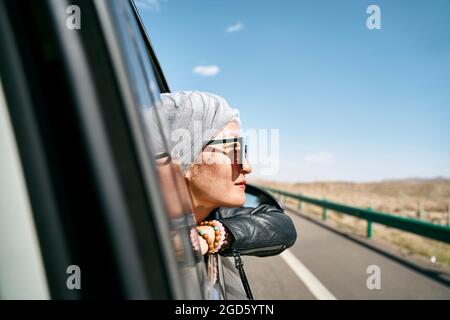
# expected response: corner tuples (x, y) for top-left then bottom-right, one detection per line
(204, 137), (248, 168)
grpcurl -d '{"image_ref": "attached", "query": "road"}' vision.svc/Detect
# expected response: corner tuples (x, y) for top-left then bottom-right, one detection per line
(244, 207), (450, 299)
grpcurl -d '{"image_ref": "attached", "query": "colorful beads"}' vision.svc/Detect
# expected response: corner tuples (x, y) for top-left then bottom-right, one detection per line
(195, 220), (227, 255)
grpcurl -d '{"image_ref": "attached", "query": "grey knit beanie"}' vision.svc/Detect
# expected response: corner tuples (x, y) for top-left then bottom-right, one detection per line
(159, 91), (240, 173)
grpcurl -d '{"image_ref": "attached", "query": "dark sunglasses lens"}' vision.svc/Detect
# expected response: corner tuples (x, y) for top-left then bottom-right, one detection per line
(240, 144), (248, 168)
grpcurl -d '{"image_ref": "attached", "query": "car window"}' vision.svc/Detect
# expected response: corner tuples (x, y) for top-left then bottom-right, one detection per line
(104, 0), (208, 299)
(1, 0), (214, 300)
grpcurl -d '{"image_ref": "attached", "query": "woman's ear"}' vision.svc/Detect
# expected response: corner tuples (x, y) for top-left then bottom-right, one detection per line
(184, 167), (192, 182)
(184, 163), (199, 182)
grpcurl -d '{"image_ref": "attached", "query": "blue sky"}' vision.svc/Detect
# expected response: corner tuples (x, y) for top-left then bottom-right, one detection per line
(137, 0), (450, 182)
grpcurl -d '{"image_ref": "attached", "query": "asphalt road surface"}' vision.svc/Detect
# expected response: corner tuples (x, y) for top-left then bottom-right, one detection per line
(244, 207), (450, 299)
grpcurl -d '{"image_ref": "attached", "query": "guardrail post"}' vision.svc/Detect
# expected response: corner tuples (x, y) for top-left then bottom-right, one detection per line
(367, 207), (373, 239)
(322, 198), (328, 221)
(298, 200), (303, 210)
(367, 221), (372, 239)
(448, 202), (450, 226)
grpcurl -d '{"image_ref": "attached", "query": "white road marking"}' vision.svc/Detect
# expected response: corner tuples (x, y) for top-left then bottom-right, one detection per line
(280, 249), (337, 300)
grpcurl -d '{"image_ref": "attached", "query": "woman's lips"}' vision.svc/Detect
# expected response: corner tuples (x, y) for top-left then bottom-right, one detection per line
(235, 181), (246, 190)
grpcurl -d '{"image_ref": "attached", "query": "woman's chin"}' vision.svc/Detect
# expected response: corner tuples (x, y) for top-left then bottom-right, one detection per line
(224, 193), (246, 207)
(239, 193), (246, 206)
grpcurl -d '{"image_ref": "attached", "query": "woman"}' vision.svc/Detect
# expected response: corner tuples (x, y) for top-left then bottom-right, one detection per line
(160, 91), (297, 299)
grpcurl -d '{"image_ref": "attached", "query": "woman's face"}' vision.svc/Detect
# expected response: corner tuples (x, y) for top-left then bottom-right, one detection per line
(186, 121), (252, 216)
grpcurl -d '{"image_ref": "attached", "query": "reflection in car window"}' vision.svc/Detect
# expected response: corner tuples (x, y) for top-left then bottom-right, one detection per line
(109, 0), (209, 299)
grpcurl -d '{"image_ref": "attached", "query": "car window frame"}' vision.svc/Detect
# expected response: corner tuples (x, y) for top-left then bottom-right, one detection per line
(0, 0), (185, 299)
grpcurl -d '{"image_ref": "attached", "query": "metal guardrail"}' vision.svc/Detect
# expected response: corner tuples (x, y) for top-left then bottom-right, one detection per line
(262, 186), (450, 244)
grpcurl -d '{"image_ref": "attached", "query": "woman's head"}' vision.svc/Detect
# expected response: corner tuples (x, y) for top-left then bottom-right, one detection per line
(186, 120), (252, 211)
(160, 91), (252, 219)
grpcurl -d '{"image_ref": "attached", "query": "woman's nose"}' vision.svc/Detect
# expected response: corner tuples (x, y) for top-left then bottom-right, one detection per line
(241, 157), (252, 174)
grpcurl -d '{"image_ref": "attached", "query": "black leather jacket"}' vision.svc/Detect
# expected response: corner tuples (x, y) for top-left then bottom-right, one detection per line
(208, 204), (297, 257)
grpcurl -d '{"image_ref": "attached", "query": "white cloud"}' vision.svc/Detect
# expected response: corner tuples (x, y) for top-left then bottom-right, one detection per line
(304, 152), (335, 165)
(135, 0), (167, 11)
(226, 21), (244, 33)
(193, 65), (221, 77)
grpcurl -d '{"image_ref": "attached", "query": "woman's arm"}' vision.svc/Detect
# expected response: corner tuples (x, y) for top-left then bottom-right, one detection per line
(213, 204), (297, 257)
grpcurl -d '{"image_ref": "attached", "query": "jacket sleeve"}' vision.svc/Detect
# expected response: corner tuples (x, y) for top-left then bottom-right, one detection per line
(215, 204), (297, 257)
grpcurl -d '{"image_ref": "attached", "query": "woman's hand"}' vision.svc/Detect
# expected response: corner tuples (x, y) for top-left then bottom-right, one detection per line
(196, 225), (215, 255)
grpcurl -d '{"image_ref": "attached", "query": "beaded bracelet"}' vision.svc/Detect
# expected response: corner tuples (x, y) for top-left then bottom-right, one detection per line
(196, 220), (226, 255)
(190, 227), (200, 253)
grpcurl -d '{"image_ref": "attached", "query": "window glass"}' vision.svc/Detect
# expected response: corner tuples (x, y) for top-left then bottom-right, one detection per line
(108, 0), (208, 299)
